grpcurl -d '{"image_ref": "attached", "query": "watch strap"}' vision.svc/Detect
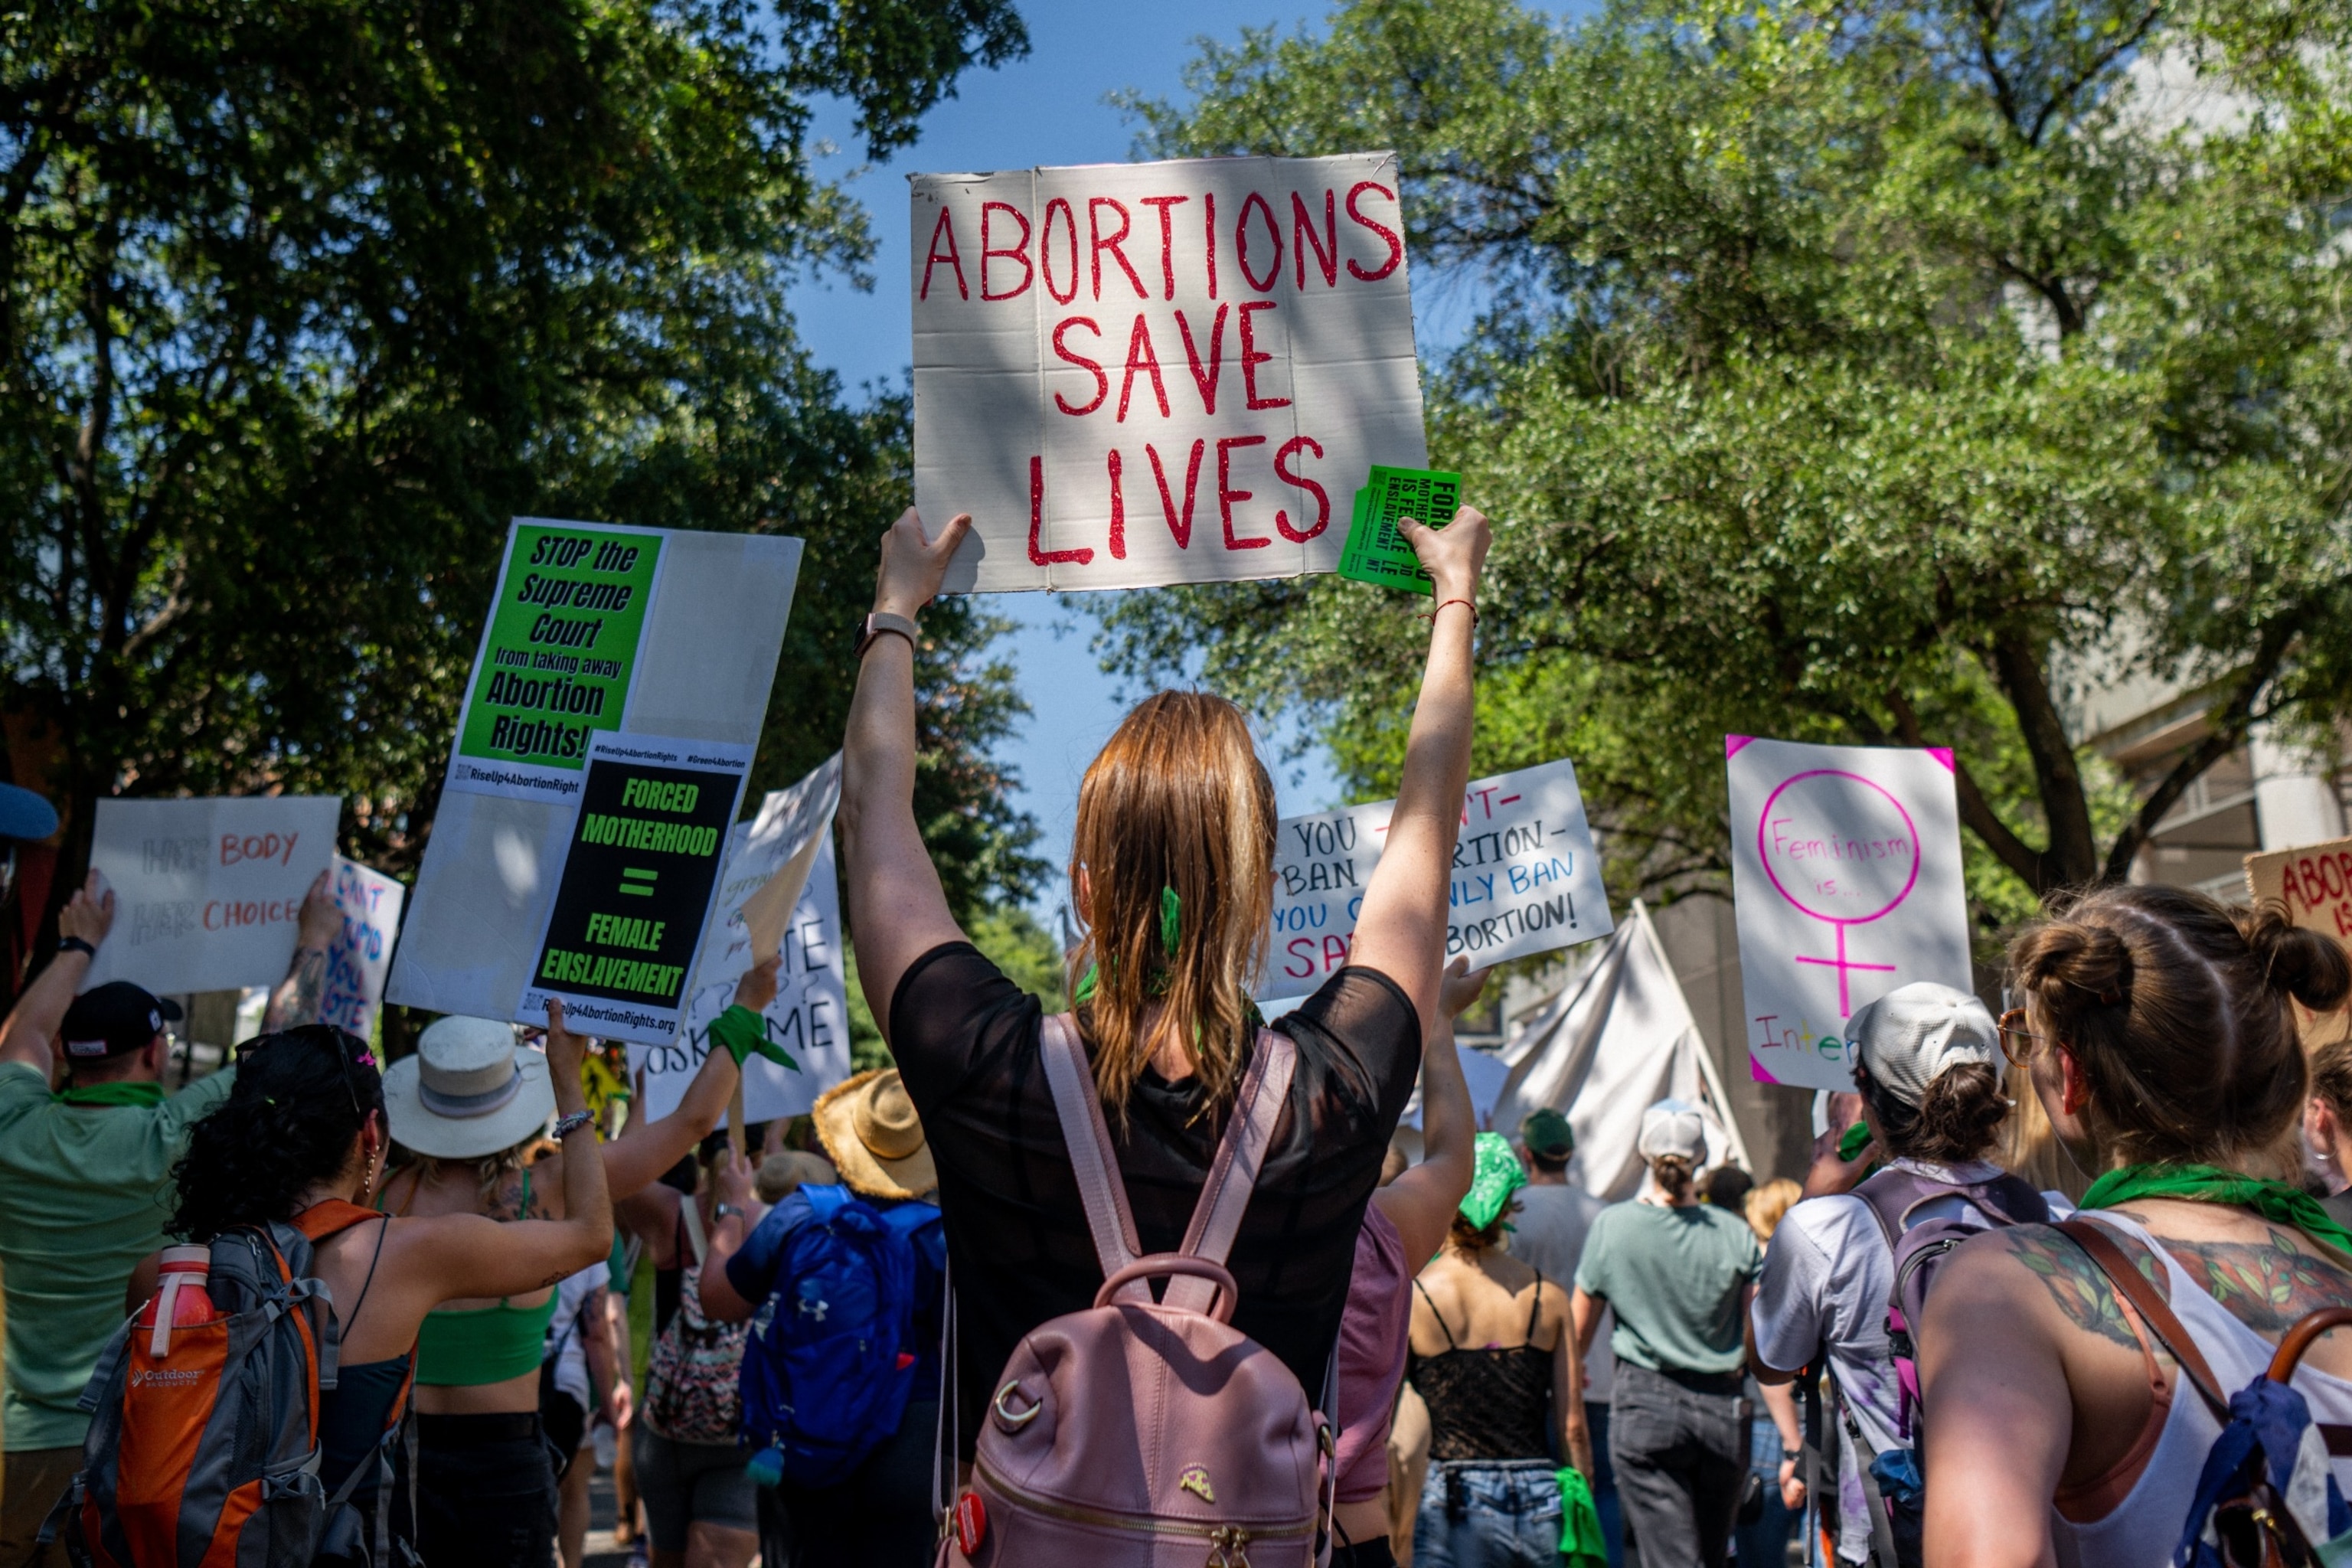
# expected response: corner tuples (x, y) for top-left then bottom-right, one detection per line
(856, 610), (920, 659)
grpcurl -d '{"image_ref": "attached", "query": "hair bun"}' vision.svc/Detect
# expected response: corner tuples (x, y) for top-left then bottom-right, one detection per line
(2019, 921), (2134, 1007)
(2244, 903), (2352, 1013)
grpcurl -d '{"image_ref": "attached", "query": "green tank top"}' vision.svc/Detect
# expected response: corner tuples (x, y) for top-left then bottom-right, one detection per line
(391, 1167), (565, 1387)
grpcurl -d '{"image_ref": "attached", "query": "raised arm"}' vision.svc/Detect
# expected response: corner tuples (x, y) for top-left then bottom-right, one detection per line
(598, 958), (779, 1200)
(1345, 508), (1493, 1034)
(261, 871), (340, 1031)
(1374, 958), (1488, 1266)
(697, 1148), (766, 1324)
(840, 508), (975, 1044)
(0, 873), (113, 1076)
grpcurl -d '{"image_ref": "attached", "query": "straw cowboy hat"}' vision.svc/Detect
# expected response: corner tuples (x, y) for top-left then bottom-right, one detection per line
(382, 1015), (555, 1159)
(812, 1070), (936, 1200)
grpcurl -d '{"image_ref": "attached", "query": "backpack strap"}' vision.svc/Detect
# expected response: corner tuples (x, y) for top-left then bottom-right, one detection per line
(1965, 1173), (2052, 1227)
(802, 1184), (851, 1226)
(1851, 1168), (1952, 1250)
(1164, 1028), (1295, 1313)
(296, 1198), (387, 1243)
(2055, 1217), (2231, 1421)
(1039, 1012), (1149, 1304)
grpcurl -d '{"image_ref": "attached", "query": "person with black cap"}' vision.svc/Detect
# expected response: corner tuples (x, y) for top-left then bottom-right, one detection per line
(0, 867), (336, 1568)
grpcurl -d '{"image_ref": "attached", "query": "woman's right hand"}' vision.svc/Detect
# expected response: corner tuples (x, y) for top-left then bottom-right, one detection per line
(873, 508), (972, 619)
(1439, 956), (1492, 1020)
(544, 1000), (590, 1113)
(1399, 505), (1492, 604)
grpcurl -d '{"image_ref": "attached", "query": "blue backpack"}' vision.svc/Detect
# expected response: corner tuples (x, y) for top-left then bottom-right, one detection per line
(739, 1184), (943, 1488)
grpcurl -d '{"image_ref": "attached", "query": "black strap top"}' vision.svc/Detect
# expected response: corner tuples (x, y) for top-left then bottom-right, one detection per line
(315, 1217), (411, 1504)
(1409, 1272), (1553, 1462)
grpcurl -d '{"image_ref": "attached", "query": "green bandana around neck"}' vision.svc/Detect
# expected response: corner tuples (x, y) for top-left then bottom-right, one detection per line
(56, 1080), (168, 1109)
(1459, 1132), (1527, 1231)
(2079, 1163), (2352, 1260)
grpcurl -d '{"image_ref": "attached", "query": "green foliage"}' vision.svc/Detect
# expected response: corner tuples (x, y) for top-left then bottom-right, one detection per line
(0, 0), (1038, 929)
(1103, 0), (2352, 926)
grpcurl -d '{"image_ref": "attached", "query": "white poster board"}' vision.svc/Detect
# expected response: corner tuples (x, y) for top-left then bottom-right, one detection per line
(911, 153), (1426, 592)
(1261, 759), (1613, 1003)
(87, 796), (341, 995)
(318, 857), (406, 1040)
(1727, 736), (1973, 1092)
(632, 800), (850, 1126)
(387, 521), (801, 1024)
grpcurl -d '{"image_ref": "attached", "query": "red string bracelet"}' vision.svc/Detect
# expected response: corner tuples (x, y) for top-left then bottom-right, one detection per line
(1419, 598), (1478, 626)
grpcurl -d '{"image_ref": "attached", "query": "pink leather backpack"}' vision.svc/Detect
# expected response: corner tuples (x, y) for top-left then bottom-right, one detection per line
(941, 1014), (1337, 1567)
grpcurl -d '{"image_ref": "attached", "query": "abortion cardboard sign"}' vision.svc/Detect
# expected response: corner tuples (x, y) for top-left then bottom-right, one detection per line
(1728, 737), (1973, 1093)
(910, 153), (1427, 592)
(86, 796), (341, 995)
(319, 857), (406, 1040)
(2246, 835), (2352, 941)
(518, 733), (752, 1045)
(1261, 759), (1613, 1003)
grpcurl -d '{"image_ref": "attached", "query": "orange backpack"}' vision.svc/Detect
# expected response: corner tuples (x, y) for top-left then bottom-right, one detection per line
(54, 1202), (413, 1568)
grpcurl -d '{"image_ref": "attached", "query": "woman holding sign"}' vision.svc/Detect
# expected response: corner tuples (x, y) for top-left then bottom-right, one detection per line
(841, 501), (1489, 1561)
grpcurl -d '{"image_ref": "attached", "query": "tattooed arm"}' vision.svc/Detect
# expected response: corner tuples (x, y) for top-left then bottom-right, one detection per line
(262, 871), (340, 1031)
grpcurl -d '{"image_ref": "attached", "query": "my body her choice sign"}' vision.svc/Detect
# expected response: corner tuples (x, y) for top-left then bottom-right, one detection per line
(911, 153), (1427, 591)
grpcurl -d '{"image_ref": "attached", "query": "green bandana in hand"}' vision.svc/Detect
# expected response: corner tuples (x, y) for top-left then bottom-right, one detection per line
(707, 1004), (799, 1073)
(54, 1081), (168, 1109)
(1555, 1468), (1606, 1568)
(2081, 1163), (2352, 1259)
(1459, 1132), (1527, 1231)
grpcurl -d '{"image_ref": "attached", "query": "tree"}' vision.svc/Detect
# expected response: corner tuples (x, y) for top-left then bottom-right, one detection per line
(0, 0), (1041, 976)
(1102, 0), (2352, 925)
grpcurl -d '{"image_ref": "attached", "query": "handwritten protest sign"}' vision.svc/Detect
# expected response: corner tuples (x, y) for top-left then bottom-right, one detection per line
(517, 733), (752, 1045)
(634, 835), (850, 1127)
(1728, 737), (1972, 1092)
(87, 796), (341, 995)
(2245, 835), (2352, 1043)
(318, 857), (405, 1039)
(1260, 759), (1612, 1003)
(911, 153), (1426, 592)
(388, 522), (799, 1024)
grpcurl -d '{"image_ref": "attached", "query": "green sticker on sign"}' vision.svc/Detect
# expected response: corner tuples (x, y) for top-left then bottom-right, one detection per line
(457, 524), (664, 772)
(1338, 466), (1463, 596)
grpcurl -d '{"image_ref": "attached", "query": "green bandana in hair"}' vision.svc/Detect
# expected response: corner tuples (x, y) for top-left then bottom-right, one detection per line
(2080, 1163), (2352, 1259)
(55, 1081), (168, 1109)
(1460, 1132), (1527, 1231)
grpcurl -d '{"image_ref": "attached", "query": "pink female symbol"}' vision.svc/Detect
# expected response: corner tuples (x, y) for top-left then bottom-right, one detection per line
(1757, 769), (1922, 1016)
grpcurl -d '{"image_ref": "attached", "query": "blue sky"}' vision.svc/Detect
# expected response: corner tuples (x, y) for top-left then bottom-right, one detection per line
(789, 1), (1490, 920)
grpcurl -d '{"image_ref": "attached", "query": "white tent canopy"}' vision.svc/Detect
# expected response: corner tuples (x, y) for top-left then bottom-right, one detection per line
(1490, 900), (1750, 1201)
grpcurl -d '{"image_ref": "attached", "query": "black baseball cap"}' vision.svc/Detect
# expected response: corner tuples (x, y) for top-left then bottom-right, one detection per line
(59, 982), (182, 1059)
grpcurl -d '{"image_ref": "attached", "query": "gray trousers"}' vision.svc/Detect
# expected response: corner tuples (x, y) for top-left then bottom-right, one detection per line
(1609, 1361), (1750, 1567)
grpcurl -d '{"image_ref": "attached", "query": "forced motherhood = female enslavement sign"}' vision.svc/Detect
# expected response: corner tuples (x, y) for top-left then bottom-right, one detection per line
(1260, 759), (1613, 1003)
(1727, 737), (1973, 1093)
(910, 152), (1428, 592)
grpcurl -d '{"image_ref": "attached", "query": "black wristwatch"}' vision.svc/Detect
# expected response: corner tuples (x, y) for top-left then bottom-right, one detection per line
(57, 936), (96, 959)
(854, 609), (920, 660)
(1781, 1447), (1802, 1464)
(714, 1202), (747, 1221)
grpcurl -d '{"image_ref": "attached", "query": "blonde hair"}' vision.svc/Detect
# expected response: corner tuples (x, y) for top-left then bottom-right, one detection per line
(1071, 692), (1277, 1121)
(1745, 1178), (1802, 1243)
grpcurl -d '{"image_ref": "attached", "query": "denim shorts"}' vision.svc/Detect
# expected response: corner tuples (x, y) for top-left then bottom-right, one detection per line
(1412, 1459), (1563, 1568)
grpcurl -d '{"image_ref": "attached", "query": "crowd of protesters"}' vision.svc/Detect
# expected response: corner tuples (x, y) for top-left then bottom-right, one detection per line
(6, 505), (2352, 1568)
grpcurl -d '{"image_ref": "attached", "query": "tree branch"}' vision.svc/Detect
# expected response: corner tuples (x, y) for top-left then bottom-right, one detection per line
(1882, 687), (2052, 892)
(1986, 629), (2101, 889)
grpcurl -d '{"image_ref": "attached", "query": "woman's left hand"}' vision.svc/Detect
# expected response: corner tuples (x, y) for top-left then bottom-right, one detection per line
(873, 508), (972, 619)
(544, 1001), (590, 1109)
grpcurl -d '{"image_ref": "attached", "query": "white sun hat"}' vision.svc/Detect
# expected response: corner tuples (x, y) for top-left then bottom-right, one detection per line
(381, 1015), (555, 1159)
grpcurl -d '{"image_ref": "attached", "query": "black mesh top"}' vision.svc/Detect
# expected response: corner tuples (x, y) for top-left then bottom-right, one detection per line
(890, 942), (1423, 1453)
(1409, 1276), (1554, 1462)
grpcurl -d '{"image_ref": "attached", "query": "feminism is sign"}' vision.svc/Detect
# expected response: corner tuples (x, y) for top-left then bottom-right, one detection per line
(1728, 737), (1974, 1093)
(910, 154), (1426, 592)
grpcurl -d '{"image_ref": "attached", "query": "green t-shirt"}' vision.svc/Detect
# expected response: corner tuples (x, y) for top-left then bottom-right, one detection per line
(0, 1061), (236, 1451)
(1573, 1199), (1762, 1377)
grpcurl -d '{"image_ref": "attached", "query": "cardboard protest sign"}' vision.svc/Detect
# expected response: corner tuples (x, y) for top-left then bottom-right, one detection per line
(2245, 835), (2352, 1043)
(87, 796), (341, 995)
(518, 733), (752, 1044)
(911, 153), (1426, 592)
(634, 836), (851, 1127)
(1727, 737), (1973, 1093)
(318, 857), (405, 1040)
(1261, 759), (1612, 1003)
(388, 522), (800, 1024)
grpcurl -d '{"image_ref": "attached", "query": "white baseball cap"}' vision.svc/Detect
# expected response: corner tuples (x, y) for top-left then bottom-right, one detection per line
(1846, 982), (2001, 1105)
(1637, 1101), (1707, 1162)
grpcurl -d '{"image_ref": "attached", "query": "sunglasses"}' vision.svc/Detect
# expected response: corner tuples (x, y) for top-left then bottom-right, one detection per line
(1998, 1007), (2053, 1067)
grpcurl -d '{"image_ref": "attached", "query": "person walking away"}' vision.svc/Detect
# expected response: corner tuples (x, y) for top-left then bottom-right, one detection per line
(103, 1011), (612, 1564)
(1508, 1106), (1620, 1565)
(1573, 1103), (1762, 1567)
(0, 871), (336, 1568)
(546, 1256), (625, 1568)
(376, 959), (779, 1568)
(1407, 1133), (1593, 1566)
(1919, 887), (2352, 1566)
(1330, 960), (1488, 1568)
(839, 504), (1489, 1552)
(1736, 1181), (1805, 1568)
(2304, 1036), (2352, 1227)
(700, 1067), (945, 1568)
(1748, 983), (2039, 1566)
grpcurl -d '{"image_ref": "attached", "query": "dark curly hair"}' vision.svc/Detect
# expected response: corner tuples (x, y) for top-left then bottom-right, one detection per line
(172, 1026), (384, 1242)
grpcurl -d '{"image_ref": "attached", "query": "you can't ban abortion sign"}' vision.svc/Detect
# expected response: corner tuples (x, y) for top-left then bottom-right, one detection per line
(910, 153), (1428, 592)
